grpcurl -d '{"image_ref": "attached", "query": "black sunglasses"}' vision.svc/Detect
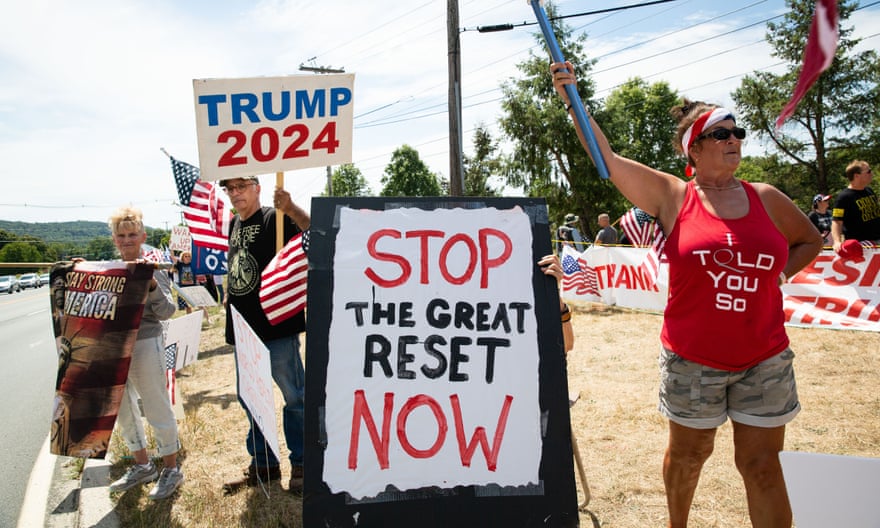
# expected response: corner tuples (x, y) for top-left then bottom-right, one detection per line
(698, 127), (746, 141)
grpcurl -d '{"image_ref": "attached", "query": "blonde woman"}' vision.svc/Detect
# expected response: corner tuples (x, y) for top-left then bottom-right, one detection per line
(106, 207), (183, 500)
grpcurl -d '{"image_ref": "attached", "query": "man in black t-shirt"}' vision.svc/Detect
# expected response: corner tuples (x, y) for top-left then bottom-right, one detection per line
(831, 160), (880, 254)
(219, 176), (311, 495)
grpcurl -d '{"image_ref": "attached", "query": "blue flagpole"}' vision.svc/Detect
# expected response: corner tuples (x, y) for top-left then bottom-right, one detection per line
(529, 0), (610, 180)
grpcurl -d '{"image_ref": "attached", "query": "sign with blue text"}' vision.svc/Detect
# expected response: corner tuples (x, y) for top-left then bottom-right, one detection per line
(304, 197), (577, 528)
(192, 73), (354, 180)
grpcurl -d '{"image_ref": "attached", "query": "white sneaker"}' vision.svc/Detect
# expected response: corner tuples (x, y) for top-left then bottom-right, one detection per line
(109, 463), (158, 492)
(148, 467), (184, 500)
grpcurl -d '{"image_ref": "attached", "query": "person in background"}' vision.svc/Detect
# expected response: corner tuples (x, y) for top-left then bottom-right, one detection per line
(220, 176), (310, 495)
(106, 206), (183, 500)
(172, 251), (195, 315)
(553, 60), (821, 528)
(557, 213), (587, 254)
(213, 274), (225, 305)
(594, 213), (618, 246)
(831, 160), (880, 253)
(808, 194), (833, 247)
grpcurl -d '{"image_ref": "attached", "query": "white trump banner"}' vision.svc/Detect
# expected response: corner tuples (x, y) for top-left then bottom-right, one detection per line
(562, 246), (880, 332)
(192, 73), (354, 180)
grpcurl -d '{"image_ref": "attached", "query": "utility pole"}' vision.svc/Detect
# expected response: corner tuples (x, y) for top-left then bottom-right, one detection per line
(447, 0), (464, 196)
(298, 63), (345, 196)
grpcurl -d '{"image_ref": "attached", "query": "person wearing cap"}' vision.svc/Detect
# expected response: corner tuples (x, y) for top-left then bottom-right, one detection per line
(593, 213), (617, 246)
(808, 194), (833, 247)
(557, 213), (587, 253)
(552, 61), (821, 527)
(219, 175), (311, 495)
(831, 160), (880, 254)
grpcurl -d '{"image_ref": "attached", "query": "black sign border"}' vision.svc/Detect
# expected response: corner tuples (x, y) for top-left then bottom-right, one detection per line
(304, 197), (578, 528)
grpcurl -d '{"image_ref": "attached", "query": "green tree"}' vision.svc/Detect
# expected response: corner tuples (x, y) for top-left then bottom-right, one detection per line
(145, 228), (168, 250)
(0, 241), (42, 263)
(462, 125), (502, 197)
(380, 145), (442, 197)
(595, 78), (681, 175)
(732, 0), (879, 194)
(325, 164), (372, 196)
(86, 237), (116, 260)
(498, 3), (624, 238)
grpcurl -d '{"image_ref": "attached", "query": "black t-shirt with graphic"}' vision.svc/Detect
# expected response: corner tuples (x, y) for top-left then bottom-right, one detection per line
(225, 206), (305, 345)
(832, 187), (880, 242)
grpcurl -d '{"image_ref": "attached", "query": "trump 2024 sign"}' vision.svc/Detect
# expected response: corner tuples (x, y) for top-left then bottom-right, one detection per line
(192, 73), (354, 181)
(304, 197), (578, 528)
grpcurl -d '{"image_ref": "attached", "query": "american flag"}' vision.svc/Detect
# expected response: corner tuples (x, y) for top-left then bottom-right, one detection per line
(141, 245), (169, 263)
(171, 156), (231, 251)
(164, 343), (177, 405)
(642, 222), (667, 288)
(619, 207), (657, 248)
(775, 0), (838, 129)
(561, 245), (599, 296)
(260, 232), (308, 325)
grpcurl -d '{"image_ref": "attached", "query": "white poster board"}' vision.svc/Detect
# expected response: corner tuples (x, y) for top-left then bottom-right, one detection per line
(173, 284), (218, 308)
(323, 206), (542, 500)
(230, 305), (281, 464)
(169, 225), (193, 253)
(780, 451), (880, 528)
(192, 73), (355, 181)
(164, 311), (204, 370)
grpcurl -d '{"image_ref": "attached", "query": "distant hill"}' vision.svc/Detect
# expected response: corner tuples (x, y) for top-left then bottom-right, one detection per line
(0, 220), (110, 244)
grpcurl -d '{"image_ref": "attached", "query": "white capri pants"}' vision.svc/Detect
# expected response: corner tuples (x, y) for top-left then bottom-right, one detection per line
(115, 336), (180, 457)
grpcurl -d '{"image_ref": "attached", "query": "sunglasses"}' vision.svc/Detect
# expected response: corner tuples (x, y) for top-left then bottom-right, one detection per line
(698, 127), (746, 142)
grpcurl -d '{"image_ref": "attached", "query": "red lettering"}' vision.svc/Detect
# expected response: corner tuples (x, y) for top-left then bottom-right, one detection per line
(364, 229), (410, 287)
(348, 390), (393, 469)
(406, 230), (444, 284)
(613, 265), (633, 289)
(439, 234), (477, 285)
(478, 229), (512, 289)
(347, 391), (514, 471)
(397, 395), (447, 459)
(827, 260), (861, 286)
(450, 394), (513, 471)
(859, 254), (880, 286)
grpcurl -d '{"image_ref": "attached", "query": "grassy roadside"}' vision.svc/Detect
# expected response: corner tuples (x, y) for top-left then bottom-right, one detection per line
(108, 303), (880, 527)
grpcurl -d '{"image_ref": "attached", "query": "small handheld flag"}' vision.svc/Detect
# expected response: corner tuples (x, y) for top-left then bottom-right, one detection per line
(529, 0), (610, 180)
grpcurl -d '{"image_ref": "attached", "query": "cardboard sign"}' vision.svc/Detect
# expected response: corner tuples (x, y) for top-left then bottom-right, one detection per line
(164, 311), (203, 370)
(230, 305), (281, 463)
(192, 73), (355, 181)
(172, 284), (217, 308)
(304, 197), (578, 527)
(169, 225), (192, 253)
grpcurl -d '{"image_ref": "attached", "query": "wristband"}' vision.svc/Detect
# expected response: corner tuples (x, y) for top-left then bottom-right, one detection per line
(560, 303), (571, 323)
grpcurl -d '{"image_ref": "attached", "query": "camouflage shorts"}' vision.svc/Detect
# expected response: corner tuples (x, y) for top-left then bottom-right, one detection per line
(658, 347), (800, 429)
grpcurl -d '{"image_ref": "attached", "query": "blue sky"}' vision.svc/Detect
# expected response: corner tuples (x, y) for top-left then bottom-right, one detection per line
(1, 0), (877, 230)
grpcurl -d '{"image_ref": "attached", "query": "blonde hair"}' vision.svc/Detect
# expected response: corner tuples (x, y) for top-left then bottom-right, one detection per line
(108, 206), (145, 236)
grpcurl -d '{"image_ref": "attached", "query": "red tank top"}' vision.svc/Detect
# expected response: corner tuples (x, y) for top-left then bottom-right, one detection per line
(660, 180), (790, 370)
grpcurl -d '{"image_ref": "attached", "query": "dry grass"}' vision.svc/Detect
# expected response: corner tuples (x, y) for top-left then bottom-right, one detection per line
(110, 303), (880, 527)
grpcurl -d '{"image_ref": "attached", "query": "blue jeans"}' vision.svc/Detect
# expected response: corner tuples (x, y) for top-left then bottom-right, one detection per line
(236, 334), (305, 468)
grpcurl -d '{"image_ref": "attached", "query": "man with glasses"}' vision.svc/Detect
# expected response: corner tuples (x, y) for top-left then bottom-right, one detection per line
(219, 175), (311, 495)
(831, 160), (880, 254)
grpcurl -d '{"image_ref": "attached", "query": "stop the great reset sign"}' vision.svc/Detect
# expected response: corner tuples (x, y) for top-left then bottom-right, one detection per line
(192, 73), (354, 181)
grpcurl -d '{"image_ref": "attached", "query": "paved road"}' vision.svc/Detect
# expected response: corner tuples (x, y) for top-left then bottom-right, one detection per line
(0, 286), (56, 528)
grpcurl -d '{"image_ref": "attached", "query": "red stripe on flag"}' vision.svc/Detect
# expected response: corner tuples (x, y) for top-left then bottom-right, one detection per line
(775, 0), (838, 129)
(260, 233), (308, 325)
(183, 180), (230, 251)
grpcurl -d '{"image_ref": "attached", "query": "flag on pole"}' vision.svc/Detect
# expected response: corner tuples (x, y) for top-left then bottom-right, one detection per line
(170, 156), (231, 251)
(775, 0), (839, 130)
(260, 232), (308, 325)
(619, 207), (658, 248)
(164, 343), (178, 405)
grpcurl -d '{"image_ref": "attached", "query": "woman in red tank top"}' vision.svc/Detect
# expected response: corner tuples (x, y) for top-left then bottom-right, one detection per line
(552, 61), (822, 528)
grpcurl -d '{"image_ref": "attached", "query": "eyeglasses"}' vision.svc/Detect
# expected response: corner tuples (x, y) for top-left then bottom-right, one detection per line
(223, 182), (256, 194)
(697, 127), (746, 142)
